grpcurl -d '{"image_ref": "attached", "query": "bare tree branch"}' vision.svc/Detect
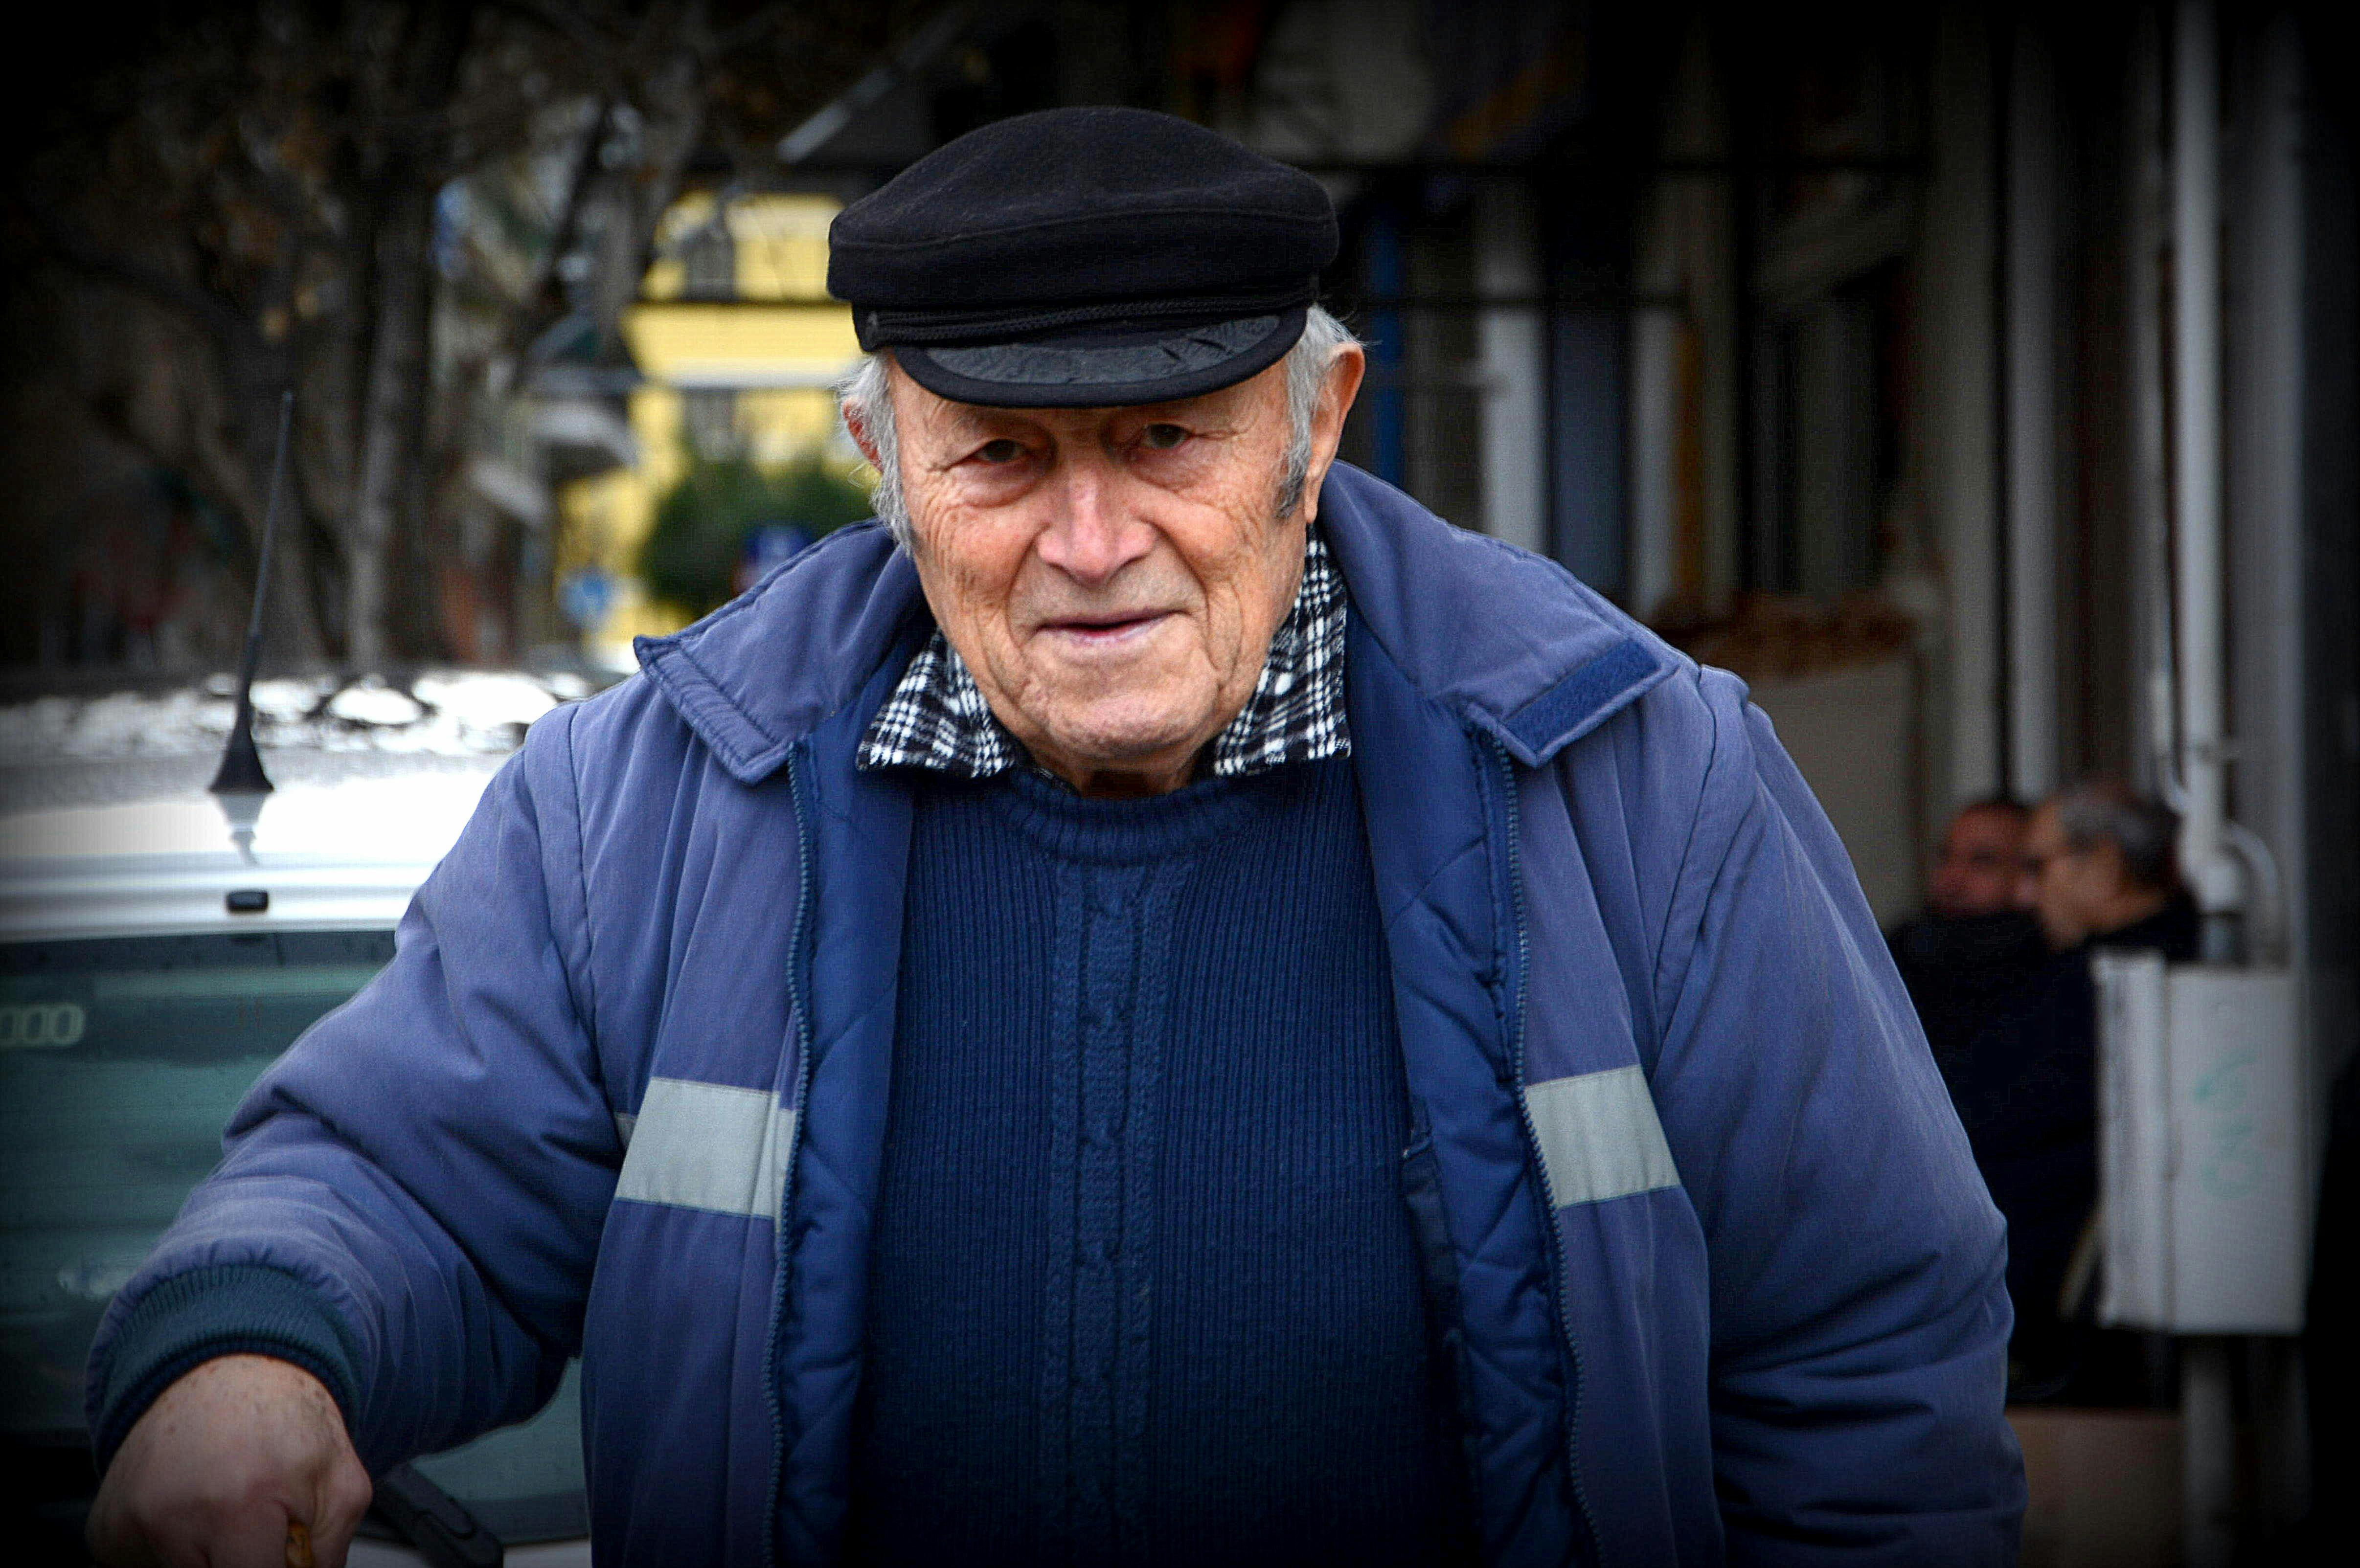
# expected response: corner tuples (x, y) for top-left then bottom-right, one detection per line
(18, 202), (264, 360)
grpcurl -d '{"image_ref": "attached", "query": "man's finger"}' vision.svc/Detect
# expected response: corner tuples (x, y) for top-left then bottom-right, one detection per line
(303, 1454), (374, 1568)
(83, 1492), (161, 1568)
(203, 1501), (309, 1568)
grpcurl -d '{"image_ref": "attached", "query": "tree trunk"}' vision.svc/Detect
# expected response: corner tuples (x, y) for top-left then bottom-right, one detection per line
(347, 176), (438, 670)
(589, 1), (711, 358)
(345, 0), (473, 669)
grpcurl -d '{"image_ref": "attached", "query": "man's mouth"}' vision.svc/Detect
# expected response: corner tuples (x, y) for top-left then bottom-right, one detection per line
(1039, 611), (1170, 647)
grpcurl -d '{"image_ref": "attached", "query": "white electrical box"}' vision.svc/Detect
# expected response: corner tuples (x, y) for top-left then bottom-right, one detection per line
(2095, 954), (2308, 1333)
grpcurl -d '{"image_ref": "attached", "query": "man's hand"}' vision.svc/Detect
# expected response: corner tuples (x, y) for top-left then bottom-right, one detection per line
(87, 1354), (373, 1568)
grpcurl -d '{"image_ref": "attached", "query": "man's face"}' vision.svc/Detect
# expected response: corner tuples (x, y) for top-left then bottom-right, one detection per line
(867, 348), (1362, 795)
(1928, 806), (2027, 918)
(2016, 802), (2121, 950)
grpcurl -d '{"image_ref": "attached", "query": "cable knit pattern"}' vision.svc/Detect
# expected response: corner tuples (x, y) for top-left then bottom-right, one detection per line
(846, 758), (1472, 1567)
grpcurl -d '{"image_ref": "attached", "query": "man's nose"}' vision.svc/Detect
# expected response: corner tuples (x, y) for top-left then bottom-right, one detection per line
(1033, 452), (1150, 585)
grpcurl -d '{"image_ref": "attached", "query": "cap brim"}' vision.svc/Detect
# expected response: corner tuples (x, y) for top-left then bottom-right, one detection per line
(889, 307), (1306, 409)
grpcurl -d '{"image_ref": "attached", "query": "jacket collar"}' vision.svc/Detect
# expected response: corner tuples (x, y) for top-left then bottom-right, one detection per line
(632, 463), (1680, 786)
(1313, 465), (1679, 766)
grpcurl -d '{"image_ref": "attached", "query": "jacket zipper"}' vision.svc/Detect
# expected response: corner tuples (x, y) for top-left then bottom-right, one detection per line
(1485, 735), (1598, 1567)
(757, 733), (1591, 1560)
(765, 743), (820, 1568)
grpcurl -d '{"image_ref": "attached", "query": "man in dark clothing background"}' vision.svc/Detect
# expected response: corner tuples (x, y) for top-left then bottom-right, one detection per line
(1890, 799), (2047, 1077)
(1942, 782), (2196, 1397)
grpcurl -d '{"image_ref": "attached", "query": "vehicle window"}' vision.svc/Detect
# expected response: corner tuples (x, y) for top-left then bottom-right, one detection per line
(0, 931), (587, 1542)
(408, 1361), (588, 1541)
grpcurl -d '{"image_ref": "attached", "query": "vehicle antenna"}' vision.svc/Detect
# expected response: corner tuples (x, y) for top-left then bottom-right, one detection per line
(210, 389), (295, 801)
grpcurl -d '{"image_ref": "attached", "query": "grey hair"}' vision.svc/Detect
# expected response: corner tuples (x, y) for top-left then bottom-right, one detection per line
(2056, 780), (2181, 892)
(840, 352), (908, 545)
(839, 303), (1360, 551)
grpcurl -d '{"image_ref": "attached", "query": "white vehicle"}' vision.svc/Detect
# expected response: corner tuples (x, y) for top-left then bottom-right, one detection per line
(0, 676), (598, 1566)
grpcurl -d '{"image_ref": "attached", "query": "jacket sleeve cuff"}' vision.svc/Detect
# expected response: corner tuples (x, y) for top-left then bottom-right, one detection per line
(89, 1264), (361, 1473)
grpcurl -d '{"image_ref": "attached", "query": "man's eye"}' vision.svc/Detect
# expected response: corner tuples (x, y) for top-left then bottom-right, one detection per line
(1141, 424), (1188, 450)
(975, 439), (1025, 464)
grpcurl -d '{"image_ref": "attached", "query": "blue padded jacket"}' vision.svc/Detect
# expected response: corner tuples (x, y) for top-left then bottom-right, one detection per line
(90, 465), (2023, 1566)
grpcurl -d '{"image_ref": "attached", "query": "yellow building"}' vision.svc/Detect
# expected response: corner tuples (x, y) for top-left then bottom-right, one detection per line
(556, 192), (864, 665)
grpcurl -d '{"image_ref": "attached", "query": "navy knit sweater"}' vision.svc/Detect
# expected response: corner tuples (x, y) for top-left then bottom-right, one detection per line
(845, 758), (1473, 1566)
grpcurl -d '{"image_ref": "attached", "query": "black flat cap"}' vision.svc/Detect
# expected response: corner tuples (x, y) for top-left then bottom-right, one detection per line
(828, 107), (1337, 407)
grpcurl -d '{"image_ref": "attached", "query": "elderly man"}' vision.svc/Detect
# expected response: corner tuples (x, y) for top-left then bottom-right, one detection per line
(1889, 799), (2047, 1078)
(2016, 784), (2196, 957)
(87, 109), (2018, 1566)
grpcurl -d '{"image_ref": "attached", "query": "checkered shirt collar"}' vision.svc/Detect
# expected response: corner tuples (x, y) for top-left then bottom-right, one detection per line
(856, 530), (1350, 781)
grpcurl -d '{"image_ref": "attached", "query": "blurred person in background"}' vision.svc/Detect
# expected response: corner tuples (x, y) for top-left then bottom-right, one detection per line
(1889, 799), (2047, 1077)
(2017, 784), (2197, 960)
(1946, 782), (2196, 1399)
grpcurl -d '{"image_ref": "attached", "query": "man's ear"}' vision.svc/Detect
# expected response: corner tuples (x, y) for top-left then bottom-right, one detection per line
(842, 399), (885, 473)
(1298, 343), (1367, 524)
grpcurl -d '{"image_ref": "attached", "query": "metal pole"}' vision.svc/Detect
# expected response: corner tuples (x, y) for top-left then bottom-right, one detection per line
(2005, 17), (2059, 802)
(1476, 179), (1548, 555)
(2174, 0), (2244, 950)
(2174, 5), (2244, 1563)
(2182, 1335), (2237, 1568)
(1364, 207), (1408, 489)
(2128, 7), (2175, 803)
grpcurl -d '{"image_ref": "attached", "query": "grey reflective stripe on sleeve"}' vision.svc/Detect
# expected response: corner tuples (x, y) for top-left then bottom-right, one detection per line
(613, 1077), (794, 1220)
(1525, 1065), (1680, 1207)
